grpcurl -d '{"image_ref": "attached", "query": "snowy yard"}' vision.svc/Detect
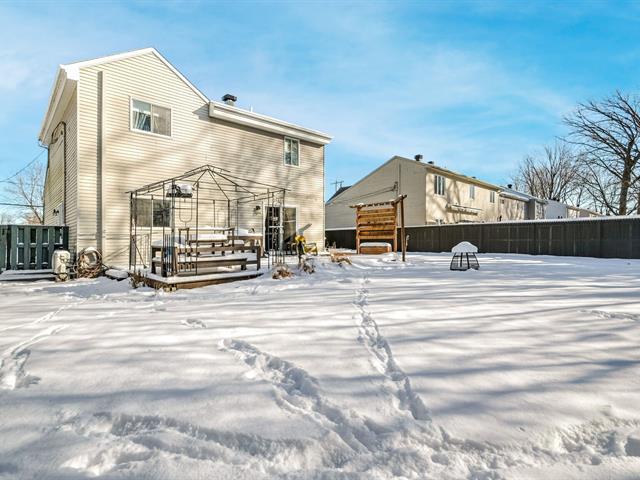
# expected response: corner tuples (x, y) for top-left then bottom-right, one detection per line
(1, 253), (640, 479)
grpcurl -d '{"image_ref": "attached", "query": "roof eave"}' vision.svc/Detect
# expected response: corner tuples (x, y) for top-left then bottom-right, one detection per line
(209, 101), (332, 145)
(38, 67), (77, 145)
(394, 156), (501, 190)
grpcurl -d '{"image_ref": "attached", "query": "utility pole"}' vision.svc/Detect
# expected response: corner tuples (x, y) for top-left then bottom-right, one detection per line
(331, 179), (344, 193)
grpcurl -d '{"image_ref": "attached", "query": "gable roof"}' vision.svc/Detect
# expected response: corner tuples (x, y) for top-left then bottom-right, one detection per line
(327, 155), (502, 205)
(39, 48), (332, 145)
(327, 185), (351, 202)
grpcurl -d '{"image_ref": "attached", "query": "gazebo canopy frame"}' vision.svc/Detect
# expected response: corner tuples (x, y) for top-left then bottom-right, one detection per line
(128, 164), (287, 278)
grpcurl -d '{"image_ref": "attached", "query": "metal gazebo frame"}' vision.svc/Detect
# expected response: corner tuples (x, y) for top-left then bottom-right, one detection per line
(128, 164), (287, 281)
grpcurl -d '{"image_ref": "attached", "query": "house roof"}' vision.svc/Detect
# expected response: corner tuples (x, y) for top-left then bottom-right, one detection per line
(39, 47), (332, 145)
(409, 157), (501, 191)
(499, 187), (547, 203)
(327, 185), (351, 202)
(326, 155), (502, 205)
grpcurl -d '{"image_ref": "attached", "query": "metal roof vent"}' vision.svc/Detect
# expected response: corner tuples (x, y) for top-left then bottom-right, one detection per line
(414, 154), (423, 162)
(222, 94), (237, 106)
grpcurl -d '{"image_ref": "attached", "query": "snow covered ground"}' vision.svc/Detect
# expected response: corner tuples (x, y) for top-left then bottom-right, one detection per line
(1, 253), (640, 479)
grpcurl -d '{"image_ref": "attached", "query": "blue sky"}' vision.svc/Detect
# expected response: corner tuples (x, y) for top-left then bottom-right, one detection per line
(1, 0), (639, 201)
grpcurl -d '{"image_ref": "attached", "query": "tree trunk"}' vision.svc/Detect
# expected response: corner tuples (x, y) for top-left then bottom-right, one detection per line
(619, 165), (632, 215)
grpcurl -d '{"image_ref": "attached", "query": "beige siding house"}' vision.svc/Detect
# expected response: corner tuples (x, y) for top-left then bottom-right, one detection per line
(498, 190), (530, 221)
(325, 156), (502, 229)
(40, 48), (331, 267)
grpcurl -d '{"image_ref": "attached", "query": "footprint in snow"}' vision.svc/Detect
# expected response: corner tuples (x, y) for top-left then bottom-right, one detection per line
(181, 318), (207, 329)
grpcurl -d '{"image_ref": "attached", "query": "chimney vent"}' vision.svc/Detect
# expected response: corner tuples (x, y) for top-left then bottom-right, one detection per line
(414, 154), (423, 162)
(507, 184), (513, 189)
(222, 94), (237, 106)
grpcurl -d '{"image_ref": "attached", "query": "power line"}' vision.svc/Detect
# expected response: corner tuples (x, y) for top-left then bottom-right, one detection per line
(0, 202), (43, 208)
(0, 148), (46, 184)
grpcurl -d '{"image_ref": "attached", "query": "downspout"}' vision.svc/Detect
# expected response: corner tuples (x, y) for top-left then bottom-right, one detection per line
(97, 71), (106, 256)
(41, 140), (49, 224)
(49, 121), (67, 225)
(58, 122), (67, 224)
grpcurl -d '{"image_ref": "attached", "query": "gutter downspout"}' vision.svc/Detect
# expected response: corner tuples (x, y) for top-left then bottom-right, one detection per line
(57, 122), (67, 225)
(62, 122), (67, 225)
(48, 121), (67, 225)
(42, 141), (49, 224)
(97, 71), (106, 256)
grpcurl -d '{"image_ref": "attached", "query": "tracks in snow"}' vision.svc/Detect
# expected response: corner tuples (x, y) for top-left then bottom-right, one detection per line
(64, 332), (640, 479)
(0, 303), (71, 334)
(53, 273), (640, 479)
(0, 300), (78, 390)
(353, 276), (431, 422)
(61, 411), (318, 477)
(584, 309), (640, 322)
(0, 324), (67, 390)
(219, 338), (387, 457)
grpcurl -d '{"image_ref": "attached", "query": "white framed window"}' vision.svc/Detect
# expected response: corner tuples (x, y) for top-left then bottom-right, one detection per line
(131, 99), (171, 137)
(469, 185), (476, 200)
(490, 191), (495, 203)
(284, 137), (300, 166)
(434, 175), (446, 196)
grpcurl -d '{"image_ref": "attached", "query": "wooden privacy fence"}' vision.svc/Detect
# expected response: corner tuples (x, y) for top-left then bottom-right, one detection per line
(0, 225), (69, 271)
(326, 217), (640, 259)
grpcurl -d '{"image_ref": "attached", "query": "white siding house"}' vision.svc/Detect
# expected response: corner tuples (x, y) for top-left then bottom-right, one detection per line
(40, 48), (331, 267)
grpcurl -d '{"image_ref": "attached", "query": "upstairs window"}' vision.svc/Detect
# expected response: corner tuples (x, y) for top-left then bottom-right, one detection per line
(469, 185), (476, 200)
(284, 137), (299, 166)
(131, 99), (171, 137)
(434, 175), (446, 196)
(490, 191), (495, 203)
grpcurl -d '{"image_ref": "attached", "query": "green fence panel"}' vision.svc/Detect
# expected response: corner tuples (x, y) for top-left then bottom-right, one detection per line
(0, 224), (69, 271)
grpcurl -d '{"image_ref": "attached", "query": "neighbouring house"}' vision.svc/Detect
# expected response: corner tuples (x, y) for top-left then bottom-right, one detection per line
(499, 187), (602, 221)
(567, 206), (601, 218)
(325, 155), (502, 229)
(546, 199), (601, 219)
(40, 48), (331, 267)
(499, 185), (547, 221)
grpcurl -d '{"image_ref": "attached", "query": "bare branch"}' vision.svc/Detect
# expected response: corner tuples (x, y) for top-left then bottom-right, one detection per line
(563, 91), (640, 215)
(2, 161), (44, 224)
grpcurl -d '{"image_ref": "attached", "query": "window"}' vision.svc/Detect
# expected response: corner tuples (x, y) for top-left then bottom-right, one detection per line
(469, 185), (476, 200)
(134, 198), (171, 228)
(284, 137), (299, 166)
(434, 175), (446, 196)
(490, 191), (496, 203)
(131, 99), (171, 137)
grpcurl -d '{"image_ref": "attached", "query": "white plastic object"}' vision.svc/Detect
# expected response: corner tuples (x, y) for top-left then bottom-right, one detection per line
(52, 249), (71, 281)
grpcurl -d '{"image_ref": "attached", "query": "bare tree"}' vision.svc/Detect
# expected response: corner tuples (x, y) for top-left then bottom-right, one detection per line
(564, 91), (640, 215)
(2, 161), (45, 224)
(512, 142), (582, 203)
(0, 210), (14, 224)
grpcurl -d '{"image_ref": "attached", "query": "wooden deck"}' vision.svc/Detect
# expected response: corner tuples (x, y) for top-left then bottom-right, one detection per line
(139, 269), (264, 290)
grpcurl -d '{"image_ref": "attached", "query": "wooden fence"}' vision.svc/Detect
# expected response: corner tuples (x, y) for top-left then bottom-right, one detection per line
(326, 217), (640, 259)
